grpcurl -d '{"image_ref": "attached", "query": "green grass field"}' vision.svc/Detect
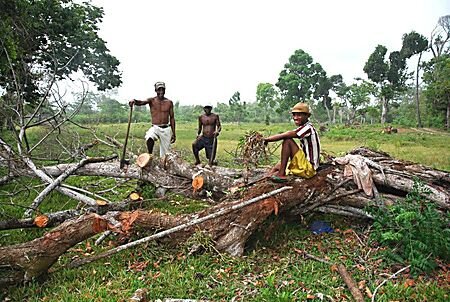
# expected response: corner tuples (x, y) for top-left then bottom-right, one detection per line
(1, 123), (449, 301)
(88, 122), (450, 170)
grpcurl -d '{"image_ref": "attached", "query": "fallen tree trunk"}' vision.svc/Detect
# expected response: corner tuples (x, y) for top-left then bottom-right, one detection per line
(0, 148), (448, 285)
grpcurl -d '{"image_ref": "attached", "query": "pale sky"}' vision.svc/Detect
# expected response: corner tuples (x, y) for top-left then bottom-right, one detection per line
(88, 0), (449, 106)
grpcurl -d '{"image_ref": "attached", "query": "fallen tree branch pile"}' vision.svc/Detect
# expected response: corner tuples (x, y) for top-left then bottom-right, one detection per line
(0, 146), (448, 285)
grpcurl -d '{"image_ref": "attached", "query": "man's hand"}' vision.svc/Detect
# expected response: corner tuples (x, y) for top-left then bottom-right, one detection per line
(128, 99), (135, 107)
(263, 138), (269, 146)
(213, 131), (220, 137)
(171, 134), (176, 144)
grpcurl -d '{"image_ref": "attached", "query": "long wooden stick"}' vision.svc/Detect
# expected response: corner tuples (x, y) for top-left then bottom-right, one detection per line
(371, 265), (410, 302)
(120, 105), (133, 168)
(301, 252), (365, 302)
(69, 186), (293, 268)
(209, 135), (218, 166)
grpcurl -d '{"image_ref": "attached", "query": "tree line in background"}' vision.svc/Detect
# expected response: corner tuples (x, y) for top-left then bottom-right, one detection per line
(0, 0), (449, 133)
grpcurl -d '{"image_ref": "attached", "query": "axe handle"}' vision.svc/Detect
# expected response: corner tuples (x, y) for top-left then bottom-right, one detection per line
(120, 105), (133, 168)
(209, 135), (218, 165)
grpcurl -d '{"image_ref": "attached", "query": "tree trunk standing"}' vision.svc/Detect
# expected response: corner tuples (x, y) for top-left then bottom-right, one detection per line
(323, 96), (332, 124)
(447, 100), (450, 130)
(415, 53), (423, 128)
(381, 96), (389, 124)
(0, 148), (449, 285)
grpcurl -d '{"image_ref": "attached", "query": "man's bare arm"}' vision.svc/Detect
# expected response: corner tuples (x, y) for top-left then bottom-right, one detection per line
(129, 98), (151, 106)
(215, 115), (222, 135)
(264, 130), (297, 143)
(169, 101), (176, 143)
(197, 116), (203, 136)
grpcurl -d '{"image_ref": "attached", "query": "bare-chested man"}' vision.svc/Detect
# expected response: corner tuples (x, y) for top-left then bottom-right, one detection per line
(192, 104), (221, 165)
(129, 81), (176, 157)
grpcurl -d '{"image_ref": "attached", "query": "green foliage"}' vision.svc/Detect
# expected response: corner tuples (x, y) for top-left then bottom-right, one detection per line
(0, 0), (121, 99)
(363, 41), (412, 123)
(256, 83), (278, 125)
(276, 49), (327, 112)
(228, 91), (248, 124)
(368, 179), (450, 274)
(400, 31), (428, 58)
(423, 55), (450, 128)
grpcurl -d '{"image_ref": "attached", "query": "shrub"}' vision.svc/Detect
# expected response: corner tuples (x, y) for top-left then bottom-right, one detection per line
(369, 178), (450, 274)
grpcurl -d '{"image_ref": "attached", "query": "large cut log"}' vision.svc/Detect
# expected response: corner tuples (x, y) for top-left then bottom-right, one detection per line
(0, 214), (108, 285)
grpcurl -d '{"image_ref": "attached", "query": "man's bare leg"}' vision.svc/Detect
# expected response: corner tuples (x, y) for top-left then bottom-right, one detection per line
(192, 142), (201, 165)
(146, 139), (155, 154)
(276, 138), (299, 177)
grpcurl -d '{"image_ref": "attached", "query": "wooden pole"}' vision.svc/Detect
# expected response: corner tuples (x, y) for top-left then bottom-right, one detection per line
(120, 105), (133, 168)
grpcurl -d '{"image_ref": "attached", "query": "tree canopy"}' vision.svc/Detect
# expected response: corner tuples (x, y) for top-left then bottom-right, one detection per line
(0, 0), (122, 104)
(276, 49), (326, 111)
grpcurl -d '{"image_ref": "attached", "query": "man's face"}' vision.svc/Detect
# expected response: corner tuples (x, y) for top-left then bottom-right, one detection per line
(156, 88), (165, 98)
(292, 112), (309, 126)
(204, 107), (212, 115)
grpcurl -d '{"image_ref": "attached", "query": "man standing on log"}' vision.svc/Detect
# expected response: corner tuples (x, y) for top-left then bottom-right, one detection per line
(192, 104), (221, 165)
(129, 81), (176, 157)
(263, 102), (320, 183)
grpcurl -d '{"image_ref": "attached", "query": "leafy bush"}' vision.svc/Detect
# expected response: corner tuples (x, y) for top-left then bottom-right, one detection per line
(369, 178), (450, 274)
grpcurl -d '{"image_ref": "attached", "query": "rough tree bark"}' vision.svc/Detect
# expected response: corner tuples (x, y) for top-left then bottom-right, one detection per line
(0, 148), (448, 285)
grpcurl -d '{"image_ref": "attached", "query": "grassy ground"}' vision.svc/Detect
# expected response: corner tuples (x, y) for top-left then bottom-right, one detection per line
(1, 122), (449, 301)
(69, 121), (450, 170)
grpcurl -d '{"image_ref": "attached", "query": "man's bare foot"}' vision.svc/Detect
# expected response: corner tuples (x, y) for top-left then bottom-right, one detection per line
(270, 175), (288, 183)
(194, 161), (201, 166)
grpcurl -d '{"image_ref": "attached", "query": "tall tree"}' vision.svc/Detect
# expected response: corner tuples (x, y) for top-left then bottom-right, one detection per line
(228, 91), (246, 125)
(430, 15), (450, 59)
(422, 15), (450, 129)
(345, 80), (373, 124)
(256, 83), (277, 125)
(276, 49), (326, 112)
(314, 74), (344, 123)
(364, 45), (408, 124)
(401, 31), (429, 127)
(423, 55), (450, 129)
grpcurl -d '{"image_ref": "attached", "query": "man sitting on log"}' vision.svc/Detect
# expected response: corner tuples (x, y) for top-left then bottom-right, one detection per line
(263, 102), (321, 183)
(192, 104), (221, 166)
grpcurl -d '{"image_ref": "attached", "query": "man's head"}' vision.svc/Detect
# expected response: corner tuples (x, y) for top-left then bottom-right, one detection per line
(154, 81), (166, 90)
(204, 104), (213, 115)
(291, 102), (310, 126)
(154, 81), (166, 98)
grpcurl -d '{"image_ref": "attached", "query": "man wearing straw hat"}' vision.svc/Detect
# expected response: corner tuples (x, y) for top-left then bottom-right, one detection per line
(263, 102), (320, 183)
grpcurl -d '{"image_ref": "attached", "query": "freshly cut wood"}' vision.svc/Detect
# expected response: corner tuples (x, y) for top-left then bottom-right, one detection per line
(96, 199), (108, 206)
(34, 215), (49, 228)
(192, 175), (204, 192)
(136, 153), (152, 168)
(129, 192), (142, 201)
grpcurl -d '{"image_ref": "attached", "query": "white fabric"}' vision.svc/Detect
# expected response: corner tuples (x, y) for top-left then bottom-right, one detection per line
(144, 126), (172, 157)
(335, 154), (374, 197)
